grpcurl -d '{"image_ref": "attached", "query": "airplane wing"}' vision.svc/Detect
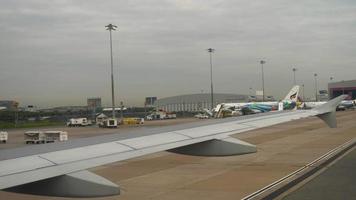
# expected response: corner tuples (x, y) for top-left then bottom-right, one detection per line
(0, 95), (346, 197)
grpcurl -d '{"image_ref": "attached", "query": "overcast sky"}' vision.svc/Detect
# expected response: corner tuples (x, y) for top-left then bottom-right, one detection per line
(0, 0), (355, 108)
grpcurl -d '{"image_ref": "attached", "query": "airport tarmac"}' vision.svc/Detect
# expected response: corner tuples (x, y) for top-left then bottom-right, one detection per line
(0, 111), (355, 200)
(280, 146), (356, 200)
(0, 118), (201, 150)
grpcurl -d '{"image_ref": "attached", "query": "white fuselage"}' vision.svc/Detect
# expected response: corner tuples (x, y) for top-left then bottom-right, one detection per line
(221, 101), (278, 109)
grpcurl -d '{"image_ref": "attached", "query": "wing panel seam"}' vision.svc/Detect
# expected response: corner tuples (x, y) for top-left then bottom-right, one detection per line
(38, 155), (58, 165)
(115, 141), (138, 150)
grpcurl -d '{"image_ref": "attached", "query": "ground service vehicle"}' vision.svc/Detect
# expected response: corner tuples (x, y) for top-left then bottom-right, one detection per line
(146, 112), (176, 120)
(122, 118), (144, 125)
(67, 118), (90, 127)
(0, 131), (8, 143)
(194, 114), (209, 119)
(24, 131), (46, 144)
(99, 118), (118, 128)
(166, 113), (177, 119)
(44, 131), (68, 142)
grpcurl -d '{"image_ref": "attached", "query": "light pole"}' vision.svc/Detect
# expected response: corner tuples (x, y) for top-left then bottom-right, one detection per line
(120, 101), (124, 120)
(14, 108), (18, 128)
(260, 60), (266, 101)
(314, 73), (318, 101)
(106, 23), (117, 119)
(302, 84), (305, 101)
(292, 68), (297, 85)
(207, 48), (215, 110)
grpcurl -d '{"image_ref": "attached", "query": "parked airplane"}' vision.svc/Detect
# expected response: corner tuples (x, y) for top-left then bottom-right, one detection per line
(215, 85), (300, 117)
(0, 95), (346, 198)
(301, 98), (355, 110)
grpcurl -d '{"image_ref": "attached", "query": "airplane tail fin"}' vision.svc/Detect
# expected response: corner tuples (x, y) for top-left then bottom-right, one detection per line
(283, 85), (300, 102)
(313, 95), (347, 128)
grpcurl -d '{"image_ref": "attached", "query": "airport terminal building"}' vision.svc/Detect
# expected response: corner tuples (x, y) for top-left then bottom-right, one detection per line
(328, 80), (356, 99)
(0, 100), (19, 111)
(154, 93), (248, 112)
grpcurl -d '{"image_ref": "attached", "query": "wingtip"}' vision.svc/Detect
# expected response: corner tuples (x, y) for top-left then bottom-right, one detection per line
(314, 95), (347, 128)
(314, 95), (347, 114)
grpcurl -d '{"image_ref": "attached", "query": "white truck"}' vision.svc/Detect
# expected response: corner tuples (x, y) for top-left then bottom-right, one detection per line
(194, 113), (209, 119)
(0, 131), (8, 143)
(43, 131), (68, 143)
(98, 118), (118, 128)
(24, 131), (46, 144)
(146, 112), (170, 120)
(166, 113), (177, 119)
(66, 118), (91, 127)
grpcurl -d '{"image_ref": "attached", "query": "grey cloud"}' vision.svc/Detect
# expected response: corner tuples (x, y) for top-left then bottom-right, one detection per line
(0, 0), (355, 107)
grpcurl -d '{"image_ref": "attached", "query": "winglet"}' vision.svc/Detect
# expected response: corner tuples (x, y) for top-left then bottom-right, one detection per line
(313, 95), (347, 128)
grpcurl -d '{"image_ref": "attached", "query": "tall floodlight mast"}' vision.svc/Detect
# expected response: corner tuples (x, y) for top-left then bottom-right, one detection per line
(207, 48), (215, 110)
(314, 73), (318, 101)
(106, 24), (117, 118)
(260, 60), (266, 101)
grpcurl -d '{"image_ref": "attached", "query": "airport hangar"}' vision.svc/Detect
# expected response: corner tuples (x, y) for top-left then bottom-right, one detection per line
(154, 93), (249, 112)
(329, 79), (356, 99)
